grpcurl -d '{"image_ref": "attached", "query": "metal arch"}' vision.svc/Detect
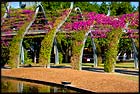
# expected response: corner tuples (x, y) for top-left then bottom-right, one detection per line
(121, 22), (139, 69)
(35, 2), (52, 28)
(90, 31), (98, 67)
(53, 2), (91, 68)
(18, 4), (41, 68)
(1, 2), (40, 67)
(54, 37), (59, 65)
(19, 2), (55, 67)
(54, 2), (74, 65)
(62, 5), (96, 69)
(70, 2), (74, 9)
(79, 25), (98, 70)
(39, 2), (74, 68)
(131, 38), (139, 69)
(1, 2), (11, 25)
(57, 4), (85, 31)
(51, 2), (74, 66)
(74, 7), (85, 21)
(56, 2), (74, 31)
(106, 5), (110, 16)
(125, 23), (139, 69)
(3, 2), (11, 18)
(79, 31), (91, 70)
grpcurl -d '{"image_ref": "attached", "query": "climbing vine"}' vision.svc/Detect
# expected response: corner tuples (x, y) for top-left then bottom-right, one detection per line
(104, 28), (122, 72)
(8, 22), (32, 68)
(56, 33), (65, 64)
(1, 44), (9, 67)
(39, 28), (55, 67)
(59, 52), (63, 64)
(39, 9), (70, 67)
(56, 32), (73, 63)
(71, 31), (85, 70)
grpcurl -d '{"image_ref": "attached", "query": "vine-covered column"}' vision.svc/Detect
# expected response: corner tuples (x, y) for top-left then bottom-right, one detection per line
(39, 8), (72, 68)
(8, 22), (32, 68)
(71, 31), (85, 70)
(104, 28), (122, 72)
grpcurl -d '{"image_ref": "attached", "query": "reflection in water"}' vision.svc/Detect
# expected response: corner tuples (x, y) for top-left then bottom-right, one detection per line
(1, 78), (78, 93)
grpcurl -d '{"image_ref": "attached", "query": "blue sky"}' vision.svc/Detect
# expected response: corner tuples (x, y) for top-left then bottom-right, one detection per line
(95, 2), (139, 8)
(10, 2), (139, 9)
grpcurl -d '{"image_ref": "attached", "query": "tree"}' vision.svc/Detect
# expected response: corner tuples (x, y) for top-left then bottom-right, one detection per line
(42, 2), (70, 11)
(110, 2), (135, 16)
(99, 2), (108, 14)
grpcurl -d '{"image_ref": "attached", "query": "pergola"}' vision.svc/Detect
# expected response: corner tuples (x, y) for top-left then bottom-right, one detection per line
(1, 2), (139, 70)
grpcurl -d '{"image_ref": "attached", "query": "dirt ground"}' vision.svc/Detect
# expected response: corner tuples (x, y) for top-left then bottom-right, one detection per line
(1, 67), (139, 93)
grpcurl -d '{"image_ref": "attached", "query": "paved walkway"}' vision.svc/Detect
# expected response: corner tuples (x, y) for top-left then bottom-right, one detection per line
(1, 67), (138, 92)
(2, 65), (139, 76)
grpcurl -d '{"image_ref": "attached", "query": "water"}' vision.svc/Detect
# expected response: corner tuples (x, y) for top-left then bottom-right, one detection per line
(1, 78), (79, 93)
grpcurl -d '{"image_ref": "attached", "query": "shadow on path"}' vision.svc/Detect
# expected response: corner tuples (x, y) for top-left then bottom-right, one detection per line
(1, 66), (11, 69)
(51, 66), (71, 69)
(82, 67), (139, 76)
(115, 69), (139, 76)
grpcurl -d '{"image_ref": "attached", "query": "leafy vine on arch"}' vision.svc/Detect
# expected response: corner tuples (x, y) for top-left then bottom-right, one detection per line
(39, 2), (73, 68)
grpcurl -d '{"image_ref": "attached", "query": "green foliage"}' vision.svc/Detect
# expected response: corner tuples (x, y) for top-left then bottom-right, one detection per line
(24, 49), (32, 65)
(1, 46), (9, 66)
(104, 28), (122, 72)
(72, 31), (85, 54)
(71, 31), (85, 70)
(39, 30), (54, 67)
(74, 2), (100, 12)
(25, 5), (36, 11)
(42, 2), (70, 11)
(56, 33), (73, 63)
(85, 36), (92, 48)
(23, 85), (38, 93)
(94, 37), (109, 63)
(8, 22), (31, 68)
(42, 2), (136, 16)
(39, 9), (70, 67)
(134, 38), (139, 50)
(59, 52), (63, 64)
(1, 3), (6, 17)
(99, 2), (108, 14)
(38, 86), (50, 92)
(1, 80), (16, 92)
(110, 2), (135, 16)
(95, 38), (109, 47)
(118, 38), (132, 53)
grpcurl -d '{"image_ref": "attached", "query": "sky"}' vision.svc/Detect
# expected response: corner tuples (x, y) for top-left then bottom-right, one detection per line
(94, 2), (139, 9)
(9, 2), (139, 9)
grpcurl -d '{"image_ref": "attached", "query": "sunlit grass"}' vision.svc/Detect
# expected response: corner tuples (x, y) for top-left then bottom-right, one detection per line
(115, 74), (139, 81)
(81, 62), (135, 69)
(20, 61), (136, 70)
(115, 62), (134, 69)
(122, 75), (138, 81)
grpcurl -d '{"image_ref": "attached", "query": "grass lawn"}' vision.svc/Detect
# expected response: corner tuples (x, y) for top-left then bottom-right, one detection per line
(115, 62), (134, 69)
(82, 62), (135, 69)
(120, 75), (138, 81)
(99, 62), (135, 69)
(20, 61), (136, 70)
